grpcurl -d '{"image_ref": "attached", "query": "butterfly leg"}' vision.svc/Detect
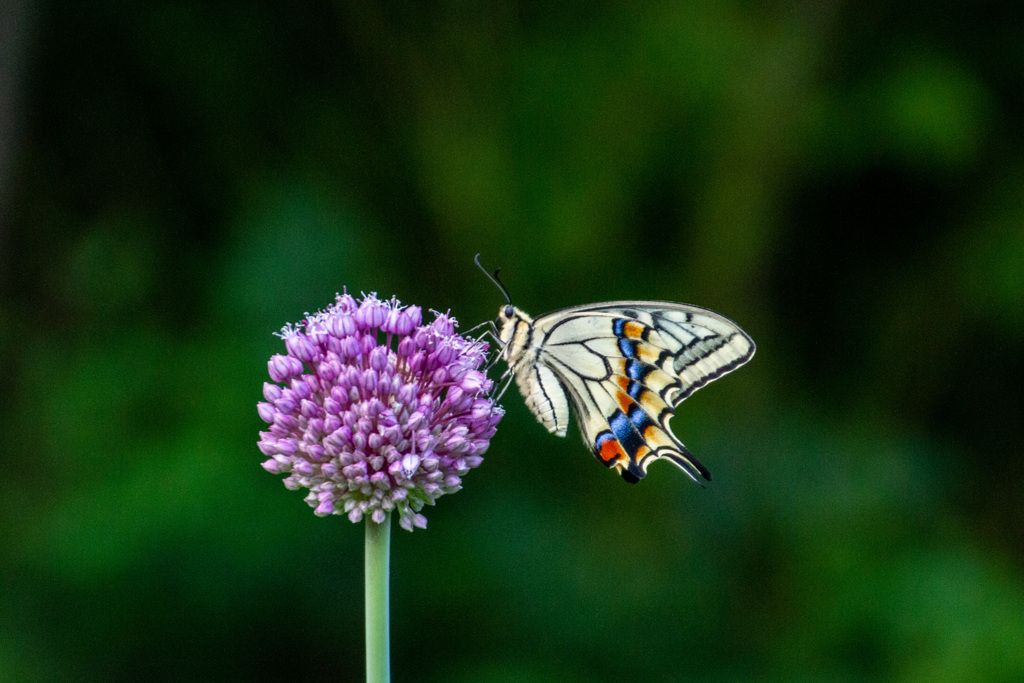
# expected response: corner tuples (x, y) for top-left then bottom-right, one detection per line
(462, 320), (493, 336)
(493, 367), (516, 402)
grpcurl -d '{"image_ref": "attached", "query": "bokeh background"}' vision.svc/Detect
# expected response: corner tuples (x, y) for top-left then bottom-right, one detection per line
(2, 1), (1023, 681)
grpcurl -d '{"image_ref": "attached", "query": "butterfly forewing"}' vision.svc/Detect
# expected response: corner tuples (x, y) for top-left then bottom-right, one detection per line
(497, 301), (754, 483)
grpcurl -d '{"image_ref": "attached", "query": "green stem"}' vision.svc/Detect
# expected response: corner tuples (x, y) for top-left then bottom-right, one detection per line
(365, 513), (391, 683)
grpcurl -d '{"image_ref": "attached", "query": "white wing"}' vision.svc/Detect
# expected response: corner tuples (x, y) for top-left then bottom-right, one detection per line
(513, 361), (571, 437)
(520, 301), (754, 483)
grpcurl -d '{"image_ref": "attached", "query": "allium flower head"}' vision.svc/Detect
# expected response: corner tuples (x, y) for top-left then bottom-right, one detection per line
(258, 292), (503, 531)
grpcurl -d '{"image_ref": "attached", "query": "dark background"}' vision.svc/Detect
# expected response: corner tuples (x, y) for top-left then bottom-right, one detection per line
(2, 1), (1023, 681)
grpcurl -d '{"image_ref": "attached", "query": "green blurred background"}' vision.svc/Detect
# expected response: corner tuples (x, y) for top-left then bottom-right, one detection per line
(2, 1), (1023, 681)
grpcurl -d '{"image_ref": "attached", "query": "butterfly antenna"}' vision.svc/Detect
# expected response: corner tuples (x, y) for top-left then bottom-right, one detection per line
(474, 254), (512, 305)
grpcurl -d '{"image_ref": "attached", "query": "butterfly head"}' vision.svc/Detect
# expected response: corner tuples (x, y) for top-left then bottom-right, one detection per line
(495, 304), (532, 362)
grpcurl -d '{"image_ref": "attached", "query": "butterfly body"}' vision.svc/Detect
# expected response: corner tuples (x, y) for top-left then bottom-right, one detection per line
(495, 301), (755, 484)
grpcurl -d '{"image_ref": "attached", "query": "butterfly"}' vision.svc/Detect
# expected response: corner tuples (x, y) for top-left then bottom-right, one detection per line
(477, 258), (755, 484)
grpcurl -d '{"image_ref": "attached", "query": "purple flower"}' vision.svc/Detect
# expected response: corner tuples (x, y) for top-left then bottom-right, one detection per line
(258, 292), (504, 531)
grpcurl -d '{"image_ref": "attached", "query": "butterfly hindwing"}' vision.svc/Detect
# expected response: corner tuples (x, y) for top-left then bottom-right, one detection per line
(497, 301), (754, 483)
(514, 360), (571, 437)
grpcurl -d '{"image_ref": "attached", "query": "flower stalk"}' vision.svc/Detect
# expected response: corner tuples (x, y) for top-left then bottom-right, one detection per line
(365, 514), (391, 683)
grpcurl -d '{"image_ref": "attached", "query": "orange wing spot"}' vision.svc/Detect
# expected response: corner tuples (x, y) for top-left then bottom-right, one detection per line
(598, 438), (626, 465)
(614, 375), (631, 392)
(638, 344), (664, 365)
(642, 424), (678, 453)
(623, 321), (646, 339)
(616, 390), (633, 413)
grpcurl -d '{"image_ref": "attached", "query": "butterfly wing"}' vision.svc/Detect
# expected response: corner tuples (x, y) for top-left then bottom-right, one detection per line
(512, 360), (572, 437)
(530, 302), (755, 483)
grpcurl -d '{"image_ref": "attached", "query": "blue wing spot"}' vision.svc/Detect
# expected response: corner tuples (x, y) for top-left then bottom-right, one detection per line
(617, 337), (638, 358)
(626, 359), (649, 382)
(610, 409), (646, 458)
(628, 404), (655, 432)
(627, 380), (645, 400)
(609, 410), (631, 441)
(612, 318), (627, 337)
